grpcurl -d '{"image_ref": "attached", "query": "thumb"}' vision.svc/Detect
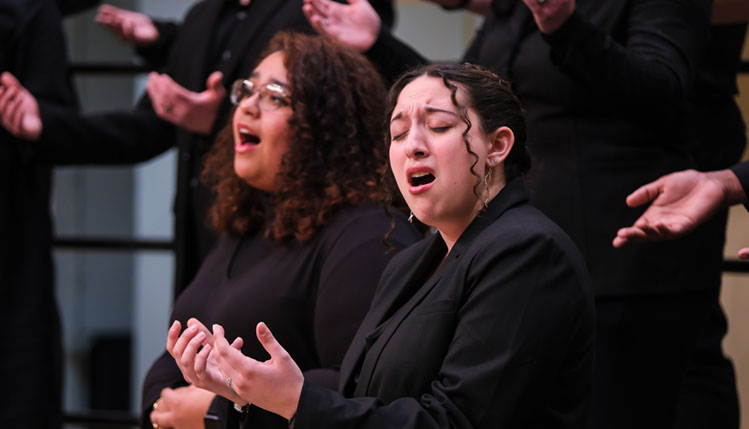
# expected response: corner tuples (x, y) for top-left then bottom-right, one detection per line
(206, 71), (224, 92)
(1, 72), (21, 89)
(739, 248), (749, 260)
(256, 322), (286, 359)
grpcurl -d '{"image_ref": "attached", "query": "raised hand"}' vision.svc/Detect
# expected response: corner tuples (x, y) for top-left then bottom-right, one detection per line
(302, 0), (381, 52)
(213, 323), (303, 420)
(522, 0), (575, 34)
(165, 319), (245, 405)
(613, 169), (743, 248)
(95, 4), (159, 45)
(0, 72), (42, 141)
(147, 71), (226, 135)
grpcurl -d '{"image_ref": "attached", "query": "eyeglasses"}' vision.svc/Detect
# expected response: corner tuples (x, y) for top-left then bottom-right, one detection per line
(230, 79), (292, 111)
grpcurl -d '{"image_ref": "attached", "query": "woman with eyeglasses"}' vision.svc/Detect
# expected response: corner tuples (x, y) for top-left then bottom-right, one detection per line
(141, 32), (421, 429)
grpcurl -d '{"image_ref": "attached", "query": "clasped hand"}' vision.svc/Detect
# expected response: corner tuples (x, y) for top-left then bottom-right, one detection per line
(166, 319), (304, 420)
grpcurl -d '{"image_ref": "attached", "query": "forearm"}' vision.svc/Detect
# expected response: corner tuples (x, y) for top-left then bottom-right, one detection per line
(33, 101), (175, 165)
(541, 0), (710, 106)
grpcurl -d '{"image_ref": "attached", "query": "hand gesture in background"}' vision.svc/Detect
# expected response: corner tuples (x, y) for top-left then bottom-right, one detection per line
(613, 169), (747, 259)
(302, 0), (381, 52)
(95, 4), (159, 45)
(0, 72), (42, 141)
(147, 71), (226, 135)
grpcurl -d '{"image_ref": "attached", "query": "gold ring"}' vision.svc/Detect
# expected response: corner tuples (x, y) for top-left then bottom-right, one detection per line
(226, 376), (232, 388)
(153, 398), (162, 410)
(152, 423), (159, 429)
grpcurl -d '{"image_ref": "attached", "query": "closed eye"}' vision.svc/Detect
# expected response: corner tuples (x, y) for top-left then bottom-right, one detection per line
(392, 130), (408, 141)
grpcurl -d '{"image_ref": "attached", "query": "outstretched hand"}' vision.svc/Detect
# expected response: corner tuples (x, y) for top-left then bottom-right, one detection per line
(147, 71), (225, 135)
(522, 0), (575, 34)
(0, 72), (42, 141)
(212, 323), (304, 420)
(95, 4), (159, 45)
(613, 169), (742, 248)
(166, 319), (245, 405)
(302, 0), (381, 52)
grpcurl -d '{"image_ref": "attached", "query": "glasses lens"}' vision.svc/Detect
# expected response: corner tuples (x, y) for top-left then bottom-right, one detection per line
(230, 80), (252, 105)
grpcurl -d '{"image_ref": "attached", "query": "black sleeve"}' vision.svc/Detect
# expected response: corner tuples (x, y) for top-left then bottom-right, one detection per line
(294, 230), (592, 428)
(31, 96), (176, 165)
(307, 210), (417, 389)
(135, 20), (180, 71)
(368, 0), (395, 28)
(541, 0), (711, 107)
(365, 26), (428, 85)
(729, 162), (749, 207)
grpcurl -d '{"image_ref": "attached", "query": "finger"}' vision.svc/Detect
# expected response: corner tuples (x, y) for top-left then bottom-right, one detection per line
(625, 181), (662, 208)
(8, 95), (25, 134)
(0, 72), (21, 89)
(255, 322), (287, 361)
(206, 71), (224, 92)
(310, 0), (332, 15)
(194, 343), (211, 378)
(166, 320), (181, 355)
(187, 318), (213, 340)
(172, 323), (200, 361)
(738, 248), (749, 260)
(231, 337), (244, 350)
(0, 84), (19, 112)
(179, 331), (207, 380)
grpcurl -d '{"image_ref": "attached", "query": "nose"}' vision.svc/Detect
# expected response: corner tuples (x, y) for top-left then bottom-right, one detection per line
(238, 91), (261, 116)
(404, 127), (429, 159)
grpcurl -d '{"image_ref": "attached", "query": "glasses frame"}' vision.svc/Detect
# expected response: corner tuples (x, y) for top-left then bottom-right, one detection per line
(230, 79), (292, 111)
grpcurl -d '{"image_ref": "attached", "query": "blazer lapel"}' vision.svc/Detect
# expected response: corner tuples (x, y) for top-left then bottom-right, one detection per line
(353, 242), (453, 397)
(338, 234), (445, 394)
(344, 180), (530, 396)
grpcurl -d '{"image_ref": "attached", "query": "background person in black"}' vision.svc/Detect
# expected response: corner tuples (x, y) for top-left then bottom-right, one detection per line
(0, 0), (77, 427)
(302, 0), (737, 427)
(142, 32), (421, 429)
(0, 0), (395, 294)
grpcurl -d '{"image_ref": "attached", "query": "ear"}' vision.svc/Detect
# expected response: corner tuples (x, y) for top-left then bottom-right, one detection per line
(485, 126), (514, 169)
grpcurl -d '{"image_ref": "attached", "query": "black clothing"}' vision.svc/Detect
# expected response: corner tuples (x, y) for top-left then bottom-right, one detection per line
(141, 206), (420, 429)
(294, 181), (594, 429)
(30, 0), (394, 293)
(32, 0), (315, 292)
(731, 161), (749, 200)
(0, 0), (77, 427)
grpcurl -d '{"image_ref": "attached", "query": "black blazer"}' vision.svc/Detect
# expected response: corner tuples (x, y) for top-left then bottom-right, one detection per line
(290, 180), (594, 429)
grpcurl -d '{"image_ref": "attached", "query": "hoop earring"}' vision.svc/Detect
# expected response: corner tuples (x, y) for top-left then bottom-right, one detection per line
(483, 168), (492, 209)
(408, 211), (414, 223)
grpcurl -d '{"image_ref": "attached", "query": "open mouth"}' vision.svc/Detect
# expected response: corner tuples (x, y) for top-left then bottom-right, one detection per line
(409, 171), (435, 187)
(238, 128), (260, 146)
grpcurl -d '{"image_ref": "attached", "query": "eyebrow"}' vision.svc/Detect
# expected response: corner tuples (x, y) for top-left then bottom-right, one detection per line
(248, 72), (290, 90)
(390, 106), (457, 124)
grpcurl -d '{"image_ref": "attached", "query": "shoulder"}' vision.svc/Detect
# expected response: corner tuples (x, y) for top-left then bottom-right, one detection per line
(465, 202), (590, 291)
(318, 204), (420, 248)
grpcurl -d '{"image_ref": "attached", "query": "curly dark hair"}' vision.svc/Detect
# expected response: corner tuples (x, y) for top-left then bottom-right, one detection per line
(201, 32), (389, 242)
(384, 63), (531, 199)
